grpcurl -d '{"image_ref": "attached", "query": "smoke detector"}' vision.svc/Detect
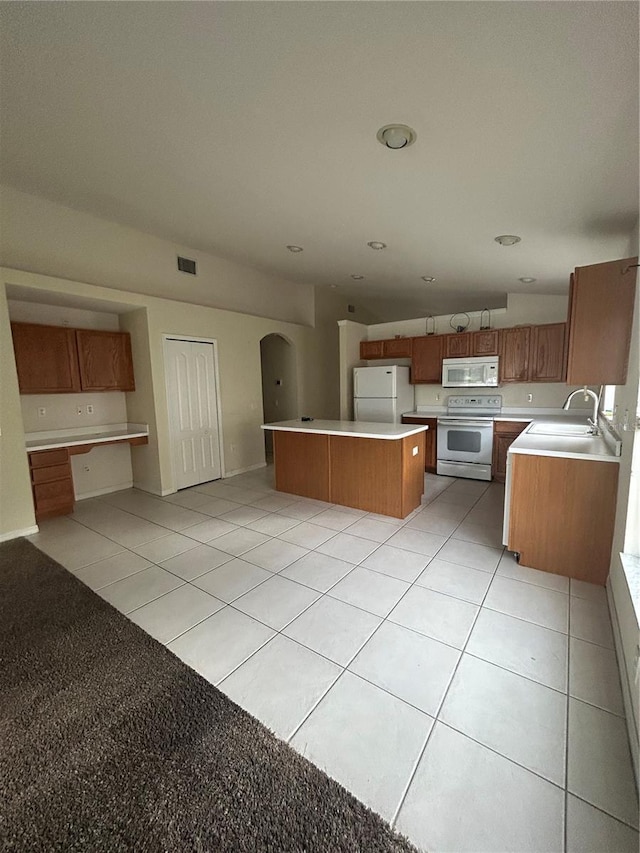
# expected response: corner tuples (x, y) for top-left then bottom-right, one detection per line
(494, 235), (521, 246)
(367, 241), (387, 250)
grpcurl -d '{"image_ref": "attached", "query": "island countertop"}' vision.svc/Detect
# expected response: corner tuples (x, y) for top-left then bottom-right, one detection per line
(261, 419), (429, 440)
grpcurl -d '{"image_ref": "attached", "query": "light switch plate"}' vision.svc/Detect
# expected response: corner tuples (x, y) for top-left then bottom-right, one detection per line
(412, 445), (419, 456)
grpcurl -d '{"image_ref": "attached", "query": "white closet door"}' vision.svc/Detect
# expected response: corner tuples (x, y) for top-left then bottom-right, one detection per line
(166, 339), (222, 489)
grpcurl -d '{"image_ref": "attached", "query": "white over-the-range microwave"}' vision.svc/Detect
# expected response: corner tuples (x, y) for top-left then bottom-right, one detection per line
(442, 356), (499, 388)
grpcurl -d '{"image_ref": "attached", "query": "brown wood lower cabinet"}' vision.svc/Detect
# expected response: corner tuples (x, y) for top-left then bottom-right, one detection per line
(402, 416), (437, 472)
(506, 453), (619, 585)
(272, 429), (425, 517)
(29, 449), (74, 520)
(492, 421), (528, 482)
(273, 431), (331, 501)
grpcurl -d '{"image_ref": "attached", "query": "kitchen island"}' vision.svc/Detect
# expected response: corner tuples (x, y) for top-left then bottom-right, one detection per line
(261, 419), (429, 518)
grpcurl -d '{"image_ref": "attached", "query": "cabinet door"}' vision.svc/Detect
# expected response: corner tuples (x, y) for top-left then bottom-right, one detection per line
(11, 322), (81, 394)
(402, 416), (437, 472)
(499, 327), (530, 382)
(472, 330), (499, 356)
(566, 257), (637, 385)
(382, 338), (412, 358)
(492, 433), (513, 482)
(492, 421), (528, 482)
(411, 336), (444, 383)
(529, 323), (566, 382)
(76, 330), (135, 391)
(444, 333), (472, 358)
(360, 340), (384, 359)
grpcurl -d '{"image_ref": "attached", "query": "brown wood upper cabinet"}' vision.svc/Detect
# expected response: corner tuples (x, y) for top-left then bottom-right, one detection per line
(444, 333), (472, 358)
(11, 322), (135, 393)
(76, 329), (135, 392)
(528, 323), (566, 383)
(411, 335), (444, 383)
(11, 322), (82, 394)
(360, 338), (412, 359)
(499, 326), (530, 383)
(566, 257), (637, 386)
(360, 340), (384, 359)
(472, 329), (499, 356)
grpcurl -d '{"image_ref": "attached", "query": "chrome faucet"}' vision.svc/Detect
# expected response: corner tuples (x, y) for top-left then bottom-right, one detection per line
(563, 386), (600, 435)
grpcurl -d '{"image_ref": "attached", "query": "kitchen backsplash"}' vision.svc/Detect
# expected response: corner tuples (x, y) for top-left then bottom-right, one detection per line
(21, 392), (128, 433)
(414, 382), (592, 409)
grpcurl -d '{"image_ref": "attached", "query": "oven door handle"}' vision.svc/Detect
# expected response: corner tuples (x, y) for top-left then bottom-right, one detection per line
(438, 418), (493, 428)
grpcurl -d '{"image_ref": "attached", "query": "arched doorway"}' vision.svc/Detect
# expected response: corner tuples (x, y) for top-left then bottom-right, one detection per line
(260, 334), (298, 458)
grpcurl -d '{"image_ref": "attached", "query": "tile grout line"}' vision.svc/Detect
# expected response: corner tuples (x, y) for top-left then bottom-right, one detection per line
(564, 584), (572, 853)
(389, 540), (500, 829)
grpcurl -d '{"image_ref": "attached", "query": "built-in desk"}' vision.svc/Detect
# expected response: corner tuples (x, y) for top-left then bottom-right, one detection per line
(25, 424), (149, 520)
(262, 419), (429, 518)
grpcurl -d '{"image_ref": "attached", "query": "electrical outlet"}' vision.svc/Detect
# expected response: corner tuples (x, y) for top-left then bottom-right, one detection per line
(76, 406), (83, 415)
(527, 393), (533, 403)
(86, 405), (94, 415)
(83, 465), (90, 473)
(37, 407), (46, 417)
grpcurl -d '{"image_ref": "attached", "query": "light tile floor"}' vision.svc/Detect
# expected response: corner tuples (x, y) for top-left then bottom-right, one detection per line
(27, 467), (639, 853)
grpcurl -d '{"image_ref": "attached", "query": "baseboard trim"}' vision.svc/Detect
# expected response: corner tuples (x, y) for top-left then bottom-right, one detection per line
(76, 482), (133, 500)
(223, 462), (267, 478)
(132, 483), (173, 497)
(606, 581), (639, 784)
(0, 525), (39, 543)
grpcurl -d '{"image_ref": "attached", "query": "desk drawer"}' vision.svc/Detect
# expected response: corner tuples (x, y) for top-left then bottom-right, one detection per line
(33, 479), (74, 516)
(29, 448), (70, 468)
(32, 463), (72, 484)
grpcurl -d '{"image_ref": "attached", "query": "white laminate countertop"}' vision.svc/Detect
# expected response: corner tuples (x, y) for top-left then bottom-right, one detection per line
(508, 419), (621, 463)
(262, 419), (429, 440)
(25, 423), (149, 452)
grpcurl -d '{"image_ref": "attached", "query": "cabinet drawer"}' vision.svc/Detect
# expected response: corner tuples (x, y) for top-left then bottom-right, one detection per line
(494, 420), (529, 435)
(29, 448), (70, 468)
(31, 463), (72, 484)
(33, 479), (74, 511)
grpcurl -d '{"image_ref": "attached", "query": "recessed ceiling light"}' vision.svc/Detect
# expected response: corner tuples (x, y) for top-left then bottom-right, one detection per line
(330, 284), (338, 289)
(367, 241), (387, 250)
(286, 245), (304, 253)
(376, 124), (417, 149)
(421, 276), (436, 283)
(518, 277), (537, 283)
(351, 274), (365, 280)
(494, 235), (521, 246)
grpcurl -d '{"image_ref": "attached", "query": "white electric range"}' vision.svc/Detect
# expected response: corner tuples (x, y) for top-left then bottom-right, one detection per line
(436, 394), (502, 481)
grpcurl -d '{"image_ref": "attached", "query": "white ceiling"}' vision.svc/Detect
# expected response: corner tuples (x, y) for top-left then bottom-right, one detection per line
(1, 2), (638, 321)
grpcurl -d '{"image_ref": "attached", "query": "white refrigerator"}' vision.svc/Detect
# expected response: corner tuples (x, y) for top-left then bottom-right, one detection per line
(353, 365), (414, 423)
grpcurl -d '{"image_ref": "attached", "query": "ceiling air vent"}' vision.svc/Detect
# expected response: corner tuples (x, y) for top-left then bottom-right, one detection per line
(177, 256), (197, 275)
(348, 304), (356, 314)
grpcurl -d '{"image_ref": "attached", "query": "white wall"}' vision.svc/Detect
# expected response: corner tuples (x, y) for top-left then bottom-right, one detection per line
(606, 238), (640, 774)
(338, 320), (367, 419)
(0, 288), (35, 540)
(0, 185), (315, 327)
(7, 298), (121, 330)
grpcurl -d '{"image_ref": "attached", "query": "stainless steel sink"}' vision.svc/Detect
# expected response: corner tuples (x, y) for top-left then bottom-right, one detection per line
(526, 422), (593, 437)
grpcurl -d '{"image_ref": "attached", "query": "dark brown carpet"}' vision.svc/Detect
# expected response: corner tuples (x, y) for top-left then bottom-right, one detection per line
(0, 539), (420, 853)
